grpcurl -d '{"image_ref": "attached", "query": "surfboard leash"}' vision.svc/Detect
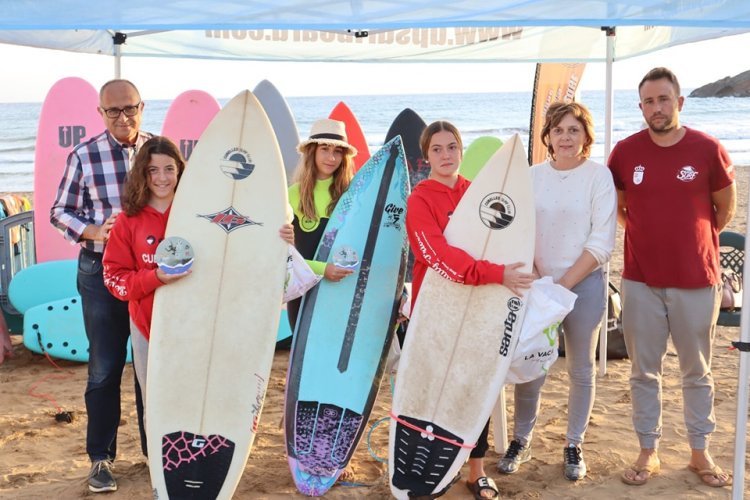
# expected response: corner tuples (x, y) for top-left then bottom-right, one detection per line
(366, 415), (390, 464)
(28, 330), (76, 423)
(328, 416), (394, 490)
(388, 412), (476, 449)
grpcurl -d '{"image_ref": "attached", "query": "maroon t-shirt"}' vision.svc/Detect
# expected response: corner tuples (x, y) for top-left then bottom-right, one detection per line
(608, 127), (734, 288)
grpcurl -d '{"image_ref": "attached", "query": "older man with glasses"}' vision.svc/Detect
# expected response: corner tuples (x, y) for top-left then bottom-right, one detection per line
(51, 79), (153, 493)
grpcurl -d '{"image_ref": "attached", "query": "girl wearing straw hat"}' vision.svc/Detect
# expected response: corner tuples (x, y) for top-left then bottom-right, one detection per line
(285, 119), (358, 339)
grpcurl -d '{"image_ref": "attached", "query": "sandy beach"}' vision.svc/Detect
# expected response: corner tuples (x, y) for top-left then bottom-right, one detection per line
(1, 167), (748, 499)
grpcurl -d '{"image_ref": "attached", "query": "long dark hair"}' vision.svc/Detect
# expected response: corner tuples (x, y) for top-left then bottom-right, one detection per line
(122, 136), (185, 216)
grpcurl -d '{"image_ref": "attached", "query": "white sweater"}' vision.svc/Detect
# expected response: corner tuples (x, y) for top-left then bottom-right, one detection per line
(530, 159), (617, 283)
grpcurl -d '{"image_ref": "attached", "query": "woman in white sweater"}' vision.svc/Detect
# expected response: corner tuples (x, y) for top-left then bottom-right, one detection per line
(497, 102), (617, 481)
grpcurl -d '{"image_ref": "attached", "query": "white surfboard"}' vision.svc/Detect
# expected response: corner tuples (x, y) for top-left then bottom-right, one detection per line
(147, 90), (288, 499)
(389, 134), (535, 499)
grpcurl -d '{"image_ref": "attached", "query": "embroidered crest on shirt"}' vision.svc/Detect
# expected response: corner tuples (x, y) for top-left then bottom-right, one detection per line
(676, 166), (698, 182)
(219, 147), (255, 180)
(633, 165), (645, 185)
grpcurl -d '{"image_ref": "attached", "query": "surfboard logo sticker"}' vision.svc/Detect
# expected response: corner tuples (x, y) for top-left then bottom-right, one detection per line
(479, 193), (516, 229)
(251, 373), (266, 434)
(508, 297), (522, 312)
(198, 206), (262, 233)
(383, 203), (405, 230)
(500, 297), (523, 357)
(58, 125), (87, 147)
(219, 147), (255, 180)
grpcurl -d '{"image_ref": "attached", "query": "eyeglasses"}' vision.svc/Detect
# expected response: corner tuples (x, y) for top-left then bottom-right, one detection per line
(101, 102), (141, 119)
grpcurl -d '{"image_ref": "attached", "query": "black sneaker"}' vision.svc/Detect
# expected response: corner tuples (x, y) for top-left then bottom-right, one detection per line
(497, 439), (532, 474)
(563, 445), (587, 481)
(88, 459), (117, 492)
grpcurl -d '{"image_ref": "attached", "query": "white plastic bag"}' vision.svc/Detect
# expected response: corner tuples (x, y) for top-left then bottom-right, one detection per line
(283, 246), (322, 303)
(505, 276), (577, 385)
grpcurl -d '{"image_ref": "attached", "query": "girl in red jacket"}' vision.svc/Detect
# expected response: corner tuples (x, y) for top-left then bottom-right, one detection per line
(103, 136), (294, 410)
(405, 121), (533, 500)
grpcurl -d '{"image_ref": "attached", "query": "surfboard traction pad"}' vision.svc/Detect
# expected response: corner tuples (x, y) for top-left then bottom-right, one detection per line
(289, 401), (363, 495)
(391, 415), (463, 497)
(157, 431), (235, 499)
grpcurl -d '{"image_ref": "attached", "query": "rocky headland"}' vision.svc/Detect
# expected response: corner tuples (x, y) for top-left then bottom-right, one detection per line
(689, 69), (750, 97)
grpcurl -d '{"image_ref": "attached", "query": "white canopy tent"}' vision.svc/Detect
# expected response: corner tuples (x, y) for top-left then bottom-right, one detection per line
(1, 1), (749, 498)
(1, 0), (749, 64)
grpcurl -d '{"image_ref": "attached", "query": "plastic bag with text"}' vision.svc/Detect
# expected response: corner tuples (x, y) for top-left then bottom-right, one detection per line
(283, 246), (322, 303)
(506, 277), (577, 385)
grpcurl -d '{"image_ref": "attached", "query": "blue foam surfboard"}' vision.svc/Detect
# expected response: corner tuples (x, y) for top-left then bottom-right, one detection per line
(284, 136), (410, 495)
(8, 259), (77, 313)
(23, 296), (132, 363)
(277, 308), (292, 341)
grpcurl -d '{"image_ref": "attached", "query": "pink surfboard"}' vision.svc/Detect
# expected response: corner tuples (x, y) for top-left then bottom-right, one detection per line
(329, 101), (370, 172)
(160, 90), (221, 161)
(34, 77), (102, 262)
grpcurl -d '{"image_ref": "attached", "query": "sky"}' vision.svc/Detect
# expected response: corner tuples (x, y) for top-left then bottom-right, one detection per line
(1, 32), (749, 103)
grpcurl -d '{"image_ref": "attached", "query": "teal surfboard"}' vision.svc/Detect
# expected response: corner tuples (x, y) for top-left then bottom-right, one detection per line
(277, 308), (292, 342)
(23, 296), (132, 363)
(284, 136), (410, 495)
(8, 259), (77, 313)
(459, 136), (504, 181)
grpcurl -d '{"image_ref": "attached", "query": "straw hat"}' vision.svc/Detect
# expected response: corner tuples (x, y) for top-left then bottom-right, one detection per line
(297, 118), (358, 156)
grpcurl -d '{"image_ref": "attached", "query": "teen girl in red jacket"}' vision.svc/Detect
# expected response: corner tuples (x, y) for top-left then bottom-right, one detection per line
(405, 121), (533, 500)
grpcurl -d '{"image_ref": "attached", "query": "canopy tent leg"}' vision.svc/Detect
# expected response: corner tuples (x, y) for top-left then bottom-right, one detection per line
(731, 205), (750, 499)
(598, 27), (615, 377)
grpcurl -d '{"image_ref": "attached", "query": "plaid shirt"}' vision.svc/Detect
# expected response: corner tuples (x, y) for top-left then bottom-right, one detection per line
(50, 129), (153, 254)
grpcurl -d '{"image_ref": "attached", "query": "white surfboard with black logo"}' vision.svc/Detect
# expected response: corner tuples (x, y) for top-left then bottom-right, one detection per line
(389, 134), (535, 499)
(148, 90), (288, 499)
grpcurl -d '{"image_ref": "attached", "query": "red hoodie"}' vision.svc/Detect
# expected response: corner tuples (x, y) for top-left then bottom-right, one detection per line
(406, 176), (505, 308)
(103, 205), (170, 340)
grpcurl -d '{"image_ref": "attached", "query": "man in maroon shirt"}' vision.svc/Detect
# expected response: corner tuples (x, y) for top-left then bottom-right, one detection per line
(609, 67), (735, 488)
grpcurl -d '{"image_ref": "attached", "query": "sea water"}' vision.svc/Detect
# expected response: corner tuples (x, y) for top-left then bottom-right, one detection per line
(1, 90), (749, 192)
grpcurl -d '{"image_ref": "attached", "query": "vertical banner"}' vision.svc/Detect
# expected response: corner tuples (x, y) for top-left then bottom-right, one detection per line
(528, 63), (586, 166)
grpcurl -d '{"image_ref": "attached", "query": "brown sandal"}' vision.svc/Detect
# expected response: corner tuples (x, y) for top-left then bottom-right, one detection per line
(687, 464), (732, 487)
(621, 462), (660, 486)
